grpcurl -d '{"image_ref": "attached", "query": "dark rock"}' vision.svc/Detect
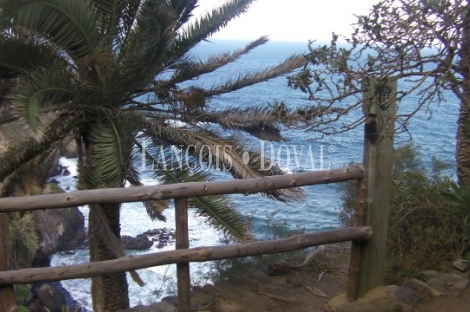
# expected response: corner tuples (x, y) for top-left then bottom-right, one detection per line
(427, 272), (469, 297)
(32, 184), (86, 266)
(401, 278), (433, 302)
(32, 250), (51, 267)
(30, 282), (85, 312)
(0, 120), (31, 154)
(139, 228), (176, 249)
(49, 164), (64, 177)
(453, 258), (470, 272)
(28, 300), (48, 312)
(48, 178), (60, 184)
(36, 283), (67, 312)
(62, 168), (71, 176)
(122, 235), (153, 250)
(143, 228), (163, 235)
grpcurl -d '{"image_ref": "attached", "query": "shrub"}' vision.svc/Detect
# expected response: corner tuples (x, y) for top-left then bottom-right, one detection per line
(339, 144), (462, 283)
(208, 211), (307, 281)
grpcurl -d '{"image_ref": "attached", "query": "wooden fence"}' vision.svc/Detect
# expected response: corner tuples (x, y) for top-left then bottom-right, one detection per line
(0, 82), (397, 311)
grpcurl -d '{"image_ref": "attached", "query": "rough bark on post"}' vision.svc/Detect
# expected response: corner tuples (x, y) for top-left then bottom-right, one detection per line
(456, 4), (470, 185)
(358, 77), (397, 296)
(175, 198), (190, 312)
(0, 213), (16, 311)
(347, 178), (367, 301)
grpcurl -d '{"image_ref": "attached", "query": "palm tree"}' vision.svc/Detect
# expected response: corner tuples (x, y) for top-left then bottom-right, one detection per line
(0, 0), (305, 310)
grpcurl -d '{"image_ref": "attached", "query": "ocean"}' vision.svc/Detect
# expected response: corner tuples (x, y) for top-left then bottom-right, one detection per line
(50, 40), (460, 309)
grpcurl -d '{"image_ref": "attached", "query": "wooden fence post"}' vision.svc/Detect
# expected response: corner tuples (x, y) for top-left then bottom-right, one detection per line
(175, 198), (190, 312)
(347, 178), (367, 301)
(358, 77), (397, 297)
(0, 213), (16, 311)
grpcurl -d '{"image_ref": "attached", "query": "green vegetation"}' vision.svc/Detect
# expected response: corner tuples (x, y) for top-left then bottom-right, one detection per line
(339, 144), (463, 284)
(208, 211), (309, 282)
(442, 181), (470, 256)
(9, 212), (38, 268)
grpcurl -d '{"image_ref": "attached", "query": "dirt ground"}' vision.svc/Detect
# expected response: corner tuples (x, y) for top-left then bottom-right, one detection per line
(414, 290), (470, 312)
(183, 243), (470, 312)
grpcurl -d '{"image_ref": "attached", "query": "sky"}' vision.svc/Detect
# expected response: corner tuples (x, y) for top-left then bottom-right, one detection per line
(194, 0), (381, 42)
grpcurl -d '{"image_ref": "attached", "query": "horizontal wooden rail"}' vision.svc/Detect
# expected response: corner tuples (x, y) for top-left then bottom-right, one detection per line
(0, 226), (372, 285)
(0, 165), (364, 213)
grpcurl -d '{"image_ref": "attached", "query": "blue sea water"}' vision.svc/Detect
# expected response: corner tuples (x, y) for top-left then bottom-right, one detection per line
(51, 40), (459, 309)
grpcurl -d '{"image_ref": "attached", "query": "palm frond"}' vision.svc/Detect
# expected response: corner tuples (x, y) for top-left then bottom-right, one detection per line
(0, 117), (74, 183)
(1, 0), (101, 60)
(0, 36), (60, 74)
(144, 121), (304, 202)
(180, 0), (254, 46)
(1, 142), (61, 196)
(116, 1), (175, 91)
(125, 162), (168, 221)
(190, 194), (250, 242)
(139, 145), (249, 241)
(170, 0), (198, 28)
(205, 55), (306, 97)
(164, 36), (269, 85)
(14, 67), (84, 129)
(191, 106), (285, 142)
(92, 0), (142, 49)
(162, 0), (254, 66)
(89, 115), (138, 188)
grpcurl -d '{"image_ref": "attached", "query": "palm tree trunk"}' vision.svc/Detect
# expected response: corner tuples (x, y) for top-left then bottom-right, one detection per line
(457, 2), (470, 185)
(89, 203), (129, 311)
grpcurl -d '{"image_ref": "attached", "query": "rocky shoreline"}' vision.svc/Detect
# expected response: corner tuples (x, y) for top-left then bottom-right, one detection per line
(15, 166), (178, 311)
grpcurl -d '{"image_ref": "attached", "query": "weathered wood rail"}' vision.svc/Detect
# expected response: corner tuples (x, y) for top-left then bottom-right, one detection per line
(0, 165), (364, 212)
(0, 226), (373, 285)
(0, 166), (370, 312)
(0, 81), (397, 311)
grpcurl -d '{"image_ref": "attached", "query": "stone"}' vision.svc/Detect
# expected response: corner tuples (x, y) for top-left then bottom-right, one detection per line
(453, 258), (470, 272)
(36, 284), (67, 312)
(401, 278), (434, 301)
(161, 295), (178, 306)
(27, 299), (48, 312)
(142, 228), (176, 248)
(0, 120), (31, 154)
(32, 183), (85, 266)
(453, 278), (469, 291)
(122, 235), (154, 250)
(426, 272), (467, 297)
(48, 163), (64, 177)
